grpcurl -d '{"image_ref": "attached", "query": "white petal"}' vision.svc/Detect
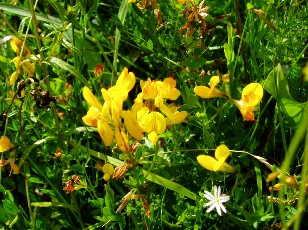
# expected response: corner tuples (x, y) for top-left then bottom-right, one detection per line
(204, 200), (216, 208)
(214, 186), (218, 196)
(217, 186), (221, 197)
(219, 202), (227, 213)
(220, 195), (230, 202)
(215, 203), (222, 216)
(206, 202), (216, 213)
(204, 191), (215, 200)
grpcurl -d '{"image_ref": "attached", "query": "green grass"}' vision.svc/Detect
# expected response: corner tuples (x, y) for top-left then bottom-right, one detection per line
(0, 0), (307, 229)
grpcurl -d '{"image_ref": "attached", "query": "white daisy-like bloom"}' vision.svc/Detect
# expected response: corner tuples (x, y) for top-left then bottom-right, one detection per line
(204, 185), (230, 216)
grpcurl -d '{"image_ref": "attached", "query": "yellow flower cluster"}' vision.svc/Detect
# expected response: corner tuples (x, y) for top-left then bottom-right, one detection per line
(82, 68), (187, 152)
(194, 76), (263, 121)
(133, 77), (187, 144)
(9, 37), (35, 85)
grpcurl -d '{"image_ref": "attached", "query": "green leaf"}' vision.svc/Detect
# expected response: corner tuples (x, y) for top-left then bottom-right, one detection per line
(3, 199), (19, 215)
(46, 56), (91, 88)
(0, 3), (62, 26)
(102, 207), (118, 221)
(264, 64), (308, 127)
(184, 58), (206, 70)
(0, 207), (6, 223)
(147, 39), (154, 51)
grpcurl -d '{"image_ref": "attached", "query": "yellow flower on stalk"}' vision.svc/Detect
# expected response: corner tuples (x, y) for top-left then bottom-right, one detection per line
(197, 144), (236, 173)
(233, 83), (263, 121)
(0, 136), (13, 152)
(194, 76), (225, 98)
(82, 68), (142, 151)
(156, 77), (181, 100)
(137, 108), (166, 144)
(135, 77), (187, 144)
(9, 37), (35, 85)
(165, 104), (188, 126)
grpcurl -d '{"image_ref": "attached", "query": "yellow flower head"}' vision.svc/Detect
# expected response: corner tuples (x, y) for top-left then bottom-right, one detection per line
(0, 136), (13, 152)
(135, 77), (187, 144)
(82, 68), (139, 150)
(241, 83), (263, 107)
(102, 163), (114, 181)
(10, 37), (32, 57)
(194, 76), (225, 98)
(234, 83), (263, 121)
(156, 77), (181, 100)
(10, 37), (35, 85)
(197, 144), (236, 173)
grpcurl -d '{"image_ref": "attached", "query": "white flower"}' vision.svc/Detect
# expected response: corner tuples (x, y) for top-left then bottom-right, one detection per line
(204, 185), (230, 216)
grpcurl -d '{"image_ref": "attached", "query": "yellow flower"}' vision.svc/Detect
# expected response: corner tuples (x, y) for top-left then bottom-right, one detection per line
(10, 37), (35, 84)
(135, 77), (187, 144)
(0, 136), (13, 152)
(102, 163), (114, 181)
(122, 110), (144, 139)
(97, 120), (114, 147)
(197, 144), (236, 173)
(82, 68), (140, 150)
(165, 104), (188, 125)
(194, 76), (225, 98)
(140, 78), (158, 100)
(115, 127), (131, 153)
(82, 87), (103, 111)
(234, 83), (263, 121)
(156, 77), (181, 100)
(128, 0), (136, 2)
(137, 108), (166, 144)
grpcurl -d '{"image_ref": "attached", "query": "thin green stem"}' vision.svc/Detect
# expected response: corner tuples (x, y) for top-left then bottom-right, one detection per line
(28, 0), (60, 130)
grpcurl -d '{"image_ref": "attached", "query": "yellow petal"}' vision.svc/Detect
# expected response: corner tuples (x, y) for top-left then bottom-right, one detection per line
(10, 37), (23, 53)
(168, 88), (181, 100)
(215, 144), (230, 160)
(141, 79), (158, 99)
(234, 100), (256, 121)
(148, 131), (159, 144)
(116, 67), (136, 92)
(222, 74), (230, 83)
(158, 103), (175, 124)
(172, 111), (187, 124)
(0, 136), (12, 152)
(149, 112), (166, 134)
(12, 56), (21, 69)
(22, 61), (35, 76)
(241, 83), (263, 107)
(215, 161), (236, 173)
(97, 120), (113, 146)
(197, 155), (217, 171)
(209, 76), (220, 89)
(10, 71), (19, 85)
(122, 110), (144, 139)
(115, 127), (130, 153)
(102, 163), (114, 175)
(83, 87), (103, 110)
(103, 173), (111, 181)
(194, 86), (212, 98)
(82, 106), (101, 127)
(137, 107), (150, 129)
